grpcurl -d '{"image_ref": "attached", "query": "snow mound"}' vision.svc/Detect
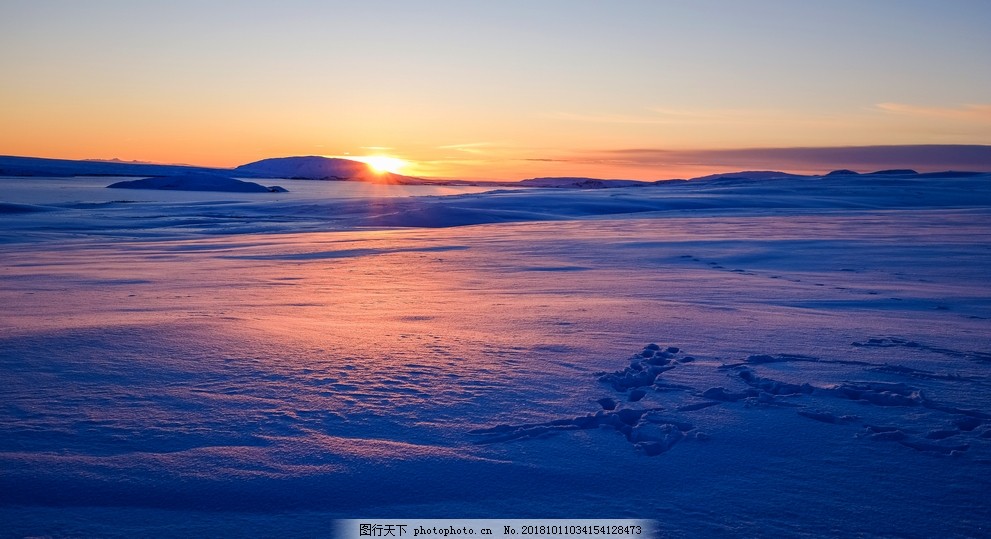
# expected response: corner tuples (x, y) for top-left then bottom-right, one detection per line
(106, 175), (287, 193)
(0, 202), (53, 214)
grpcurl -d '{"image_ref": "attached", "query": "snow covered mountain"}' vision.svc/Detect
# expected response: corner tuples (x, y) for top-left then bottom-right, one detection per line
(234, 156), (419, 183)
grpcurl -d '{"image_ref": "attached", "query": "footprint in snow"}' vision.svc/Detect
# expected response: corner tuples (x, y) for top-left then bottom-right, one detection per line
(469, 341), (991, 458)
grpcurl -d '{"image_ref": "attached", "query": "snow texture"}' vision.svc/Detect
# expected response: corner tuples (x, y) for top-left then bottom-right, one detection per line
(1, 170), (990, 537)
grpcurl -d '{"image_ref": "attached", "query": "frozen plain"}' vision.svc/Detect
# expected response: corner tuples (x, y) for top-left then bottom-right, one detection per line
(1, 172), (990, 537)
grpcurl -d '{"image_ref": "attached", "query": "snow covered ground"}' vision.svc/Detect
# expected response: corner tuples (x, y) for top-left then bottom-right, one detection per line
(1, 173), (990, 537)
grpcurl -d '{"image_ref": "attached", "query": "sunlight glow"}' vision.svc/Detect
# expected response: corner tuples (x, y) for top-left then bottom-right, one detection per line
(352, 155), (408, 174)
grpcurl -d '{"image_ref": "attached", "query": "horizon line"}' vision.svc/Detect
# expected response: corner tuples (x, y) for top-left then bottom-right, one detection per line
(2, 143), (991, 182)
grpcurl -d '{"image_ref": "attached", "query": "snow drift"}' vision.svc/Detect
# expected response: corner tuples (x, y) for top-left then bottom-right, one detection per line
(1, 168), (990, 537)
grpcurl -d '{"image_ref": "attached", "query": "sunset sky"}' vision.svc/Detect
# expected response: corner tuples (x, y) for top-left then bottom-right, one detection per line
(2, 0), (990, 180)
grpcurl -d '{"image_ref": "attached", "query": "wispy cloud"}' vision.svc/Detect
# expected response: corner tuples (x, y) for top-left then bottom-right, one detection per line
(549, 104), (991, 135)
(542, 111), (674, 125)
(437, 142), (497, 154)
(543, 108), (774, 125)
(545, 107), (861, 130)
(646, 107), (773, 123)
(535, 145), (991, 176)
(876, 103), (991, 122)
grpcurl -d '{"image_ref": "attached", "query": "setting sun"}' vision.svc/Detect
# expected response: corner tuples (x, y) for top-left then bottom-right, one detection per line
(352, 155), (408, 174)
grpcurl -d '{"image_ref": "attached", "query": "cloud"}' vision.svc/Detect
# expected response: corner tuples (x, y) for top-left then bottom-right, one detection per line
(436, 142), (497, 154)
(546, 107), (843, 127)
(646, 107), (770, 123)
(542, 111), (675, 125)
(876, 103), (991, 122)
(544, 145), (991, 174)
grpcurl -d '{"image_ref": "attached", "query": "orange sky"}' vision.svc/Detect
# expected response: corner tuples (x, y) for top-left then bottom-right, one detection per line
(1, 1), (989, 180)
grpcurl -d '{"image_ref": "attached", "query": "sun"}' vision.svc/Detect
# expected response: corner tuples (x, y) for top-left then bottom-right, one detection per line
(355, 155), (408, 175)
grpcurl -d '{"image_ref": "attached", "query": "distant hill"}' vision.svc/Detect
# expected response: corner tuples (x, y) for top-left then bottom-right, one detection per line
(0, 154), (430, 184)
(0, 155), (232, 178)
(107, 174), (287, 193)
(519, 177), (651, 189)
(688, 170), (807, 182)
(235, 156), (370, 180)
(866, 169), (919, 176)
(235, 156), (421, 183)
(3, 154), (986, 187)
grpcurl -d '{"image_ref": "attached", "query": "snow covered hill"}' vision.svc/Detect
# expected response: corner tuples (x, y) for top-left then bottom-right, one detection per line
(107, 174), (288, 193)
(235, 156), (420, 183)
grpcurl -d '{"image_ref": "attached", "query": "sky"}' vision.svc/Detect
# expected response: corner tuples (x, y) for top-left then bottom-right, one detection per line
(1, 0), (990, 180)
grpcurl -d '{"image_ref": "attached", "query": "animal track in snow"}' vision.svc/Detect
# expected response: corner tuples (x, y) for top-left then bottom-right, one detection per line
(469, 341), (991, 458)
